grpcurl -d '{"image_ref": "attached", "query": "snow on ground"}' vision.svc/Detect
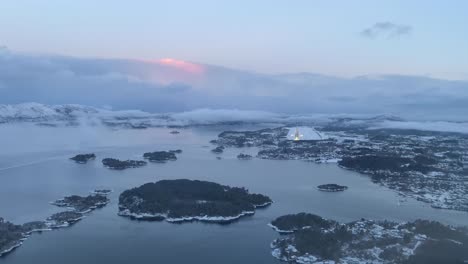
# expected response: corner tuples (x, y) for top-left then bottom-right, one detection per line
(287, 127), (328, 140)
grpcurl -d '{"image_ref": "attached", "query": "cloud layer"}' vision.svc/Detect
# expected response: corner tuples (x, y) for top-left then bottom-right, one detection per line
(361, 22), (412, 38)
(1, 49), (467, 121)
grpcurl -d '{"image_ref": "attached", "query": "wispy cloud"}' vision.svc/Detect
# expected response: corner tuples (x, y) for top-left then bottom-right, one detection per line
(361, 22), (412, 39)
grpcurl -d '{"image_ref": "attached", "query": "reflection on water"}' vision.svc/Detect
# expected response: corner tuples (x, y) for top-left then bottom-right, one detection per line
(1, 125), (467, 263)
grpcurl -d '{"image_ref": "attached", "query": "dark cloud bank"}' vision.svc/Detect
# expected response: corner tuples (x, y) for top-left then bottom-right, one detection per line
(1, 48), (467, 121)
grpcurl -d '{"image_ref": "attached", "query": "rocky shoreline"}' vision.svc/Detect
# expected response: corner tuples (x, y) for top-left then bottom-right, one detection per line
(0, 190), (111, 257)
(269, 213), (468, 264)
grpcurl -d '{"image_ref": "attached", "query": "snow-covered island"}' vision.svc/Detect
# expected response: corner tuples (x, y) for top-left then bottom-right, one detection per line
(118, 179), (272, 223)
(0, 190), (111, 257)
(269, 213), (468, 264)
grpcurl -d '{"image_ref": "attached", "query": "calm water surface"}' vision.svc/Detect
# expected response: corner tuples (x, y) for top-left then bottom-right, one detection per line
(1, 125), (467, 263)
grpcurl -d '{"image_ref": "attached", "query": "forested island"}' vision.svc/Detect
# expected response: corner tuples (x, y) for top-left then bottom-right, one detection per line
(118, 179), (272, 223)
(143, 151), (178, 162)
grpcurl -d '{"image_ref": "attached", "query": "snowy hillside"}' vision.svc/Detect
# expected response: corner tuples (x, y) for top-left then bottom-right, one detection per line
(1, 103), (468, 134)
(0, 103), (287, 127)
(0, 103), (154, 125)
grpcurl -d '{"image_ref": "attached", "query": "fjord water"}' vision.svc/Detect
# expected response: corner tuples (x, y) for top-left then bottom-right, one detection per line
(1, 125), (467, 264)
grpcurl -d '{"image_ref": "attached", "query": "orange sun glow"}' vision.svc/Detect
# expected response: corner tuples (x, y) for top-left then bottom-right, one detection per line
(157, 58), (204, 74)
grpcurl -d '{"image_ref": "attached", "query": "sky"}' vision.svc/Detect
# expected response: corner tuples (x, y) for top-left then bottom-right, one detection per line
(1, 1), (468, 120)
(1, 0), (468, 79)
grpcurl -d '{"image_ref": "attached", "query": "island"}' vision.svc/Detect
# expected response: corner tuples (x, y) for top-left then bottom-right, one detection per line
(118, 179), (272, 223)
(45, 211), (84, 228)
(317, 184), (348, 192)
(51, 190), (111, 213)
(168, 149), (182, 154)
(1, 189), (111, 257)
(102, 158), (147, 170)
(169, 130), (180, 134)
(143, 151), (177, 162)
(1, 218), (31, 257)
(211, 146), (224, 154)
(237, 153), (253, 160)
(270, 213), (468, 263)
(0, 218), (57, 257)
(70, 153), (96, 164)
(268, 212), (334, 234)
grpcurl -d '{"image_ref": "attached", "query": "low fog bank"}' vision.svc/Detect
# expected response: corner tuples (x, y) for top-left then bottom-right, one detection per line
(1, 49), (468, 121)
(1, 103), (468, 135)
(370, 120), (468, 134)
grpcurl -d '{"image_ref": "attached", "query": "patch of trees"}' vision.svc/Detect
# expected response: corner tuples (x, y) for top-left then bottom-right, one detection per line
(270, 213), (335, 232)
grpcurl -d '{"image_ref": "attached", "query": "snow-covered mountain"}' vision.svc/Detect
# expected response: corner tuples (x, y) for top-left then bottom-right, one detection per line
(0, 103), (151, 124)
(0, 103), (392, 127)
(0, 103), (288, 127)
(1, 103), (468, 134)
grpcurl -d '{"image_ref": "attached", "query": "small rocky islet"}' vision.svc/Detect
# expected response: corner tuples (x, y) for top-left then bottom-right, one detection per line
(143, 150), (179, 163)
(72, 150), (182, 170)
(51, 190), (111, 213)
(102, 158), (147, 170)
(70, 153), (96, 164)
(118, 179), (272, 223)
(317, 184), (348, 192)
(269, 213), (468, 264)
(211, 146), (225, 154)
(237, 153), (253, 160)
(0, 190), (111, 257)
